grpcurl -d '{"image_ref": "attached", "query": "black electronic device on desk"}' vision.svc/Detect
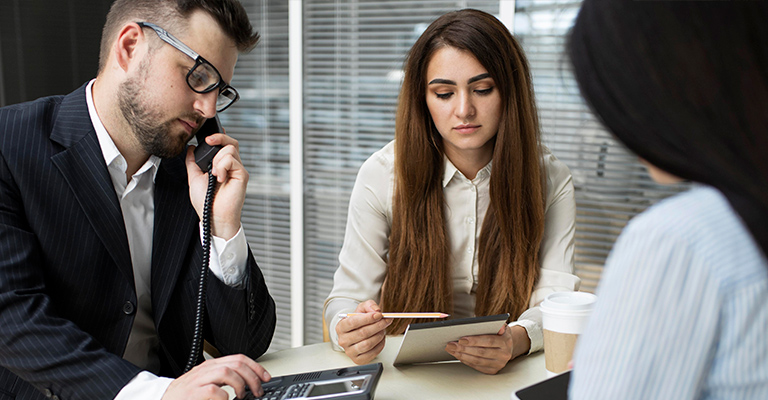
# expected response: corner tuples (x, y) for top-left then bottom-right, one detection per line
(514, 370), (570, 400)
(247, 363), (383, 400)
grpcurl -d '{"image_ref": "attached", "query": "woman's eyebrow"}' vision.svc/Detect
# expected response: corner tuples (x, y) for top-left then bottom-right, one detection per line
(467, 73), (491, 84)
(428, 78), (456, 85)
(428, 72), (491, 86)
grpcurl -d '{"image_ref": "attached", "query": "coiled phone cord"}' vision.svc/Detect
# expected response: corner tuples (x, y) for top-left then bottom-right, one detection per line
(184, 169), (216, 373)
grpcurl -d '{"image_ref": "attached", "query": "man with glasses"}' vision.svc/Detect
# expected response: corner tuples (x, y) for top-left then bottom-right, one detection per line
(0, 1), (276, 400)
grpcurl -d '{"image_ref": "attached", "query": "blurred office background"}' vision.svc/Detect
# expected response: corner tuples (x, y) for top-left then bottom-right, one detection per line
(1, 0), (689, 352)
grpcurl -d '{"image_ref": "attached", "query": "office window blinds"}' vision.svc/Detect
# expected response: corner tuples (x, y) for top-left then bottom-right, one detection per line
(513, 0), (690, 292)
(234, 0), (691, 348)
(302, 0), (500, 344)
(224, 0), (292, 352)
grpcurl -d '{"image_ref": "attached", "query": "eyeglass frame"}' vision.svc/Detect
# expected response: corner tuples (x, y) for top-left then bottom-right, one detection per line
(136, 21), (240, 112)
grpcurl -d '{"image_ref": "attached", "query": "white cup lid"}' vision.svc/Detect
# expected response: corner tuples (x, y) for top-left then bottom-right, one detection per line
(541, 291), (597, 312)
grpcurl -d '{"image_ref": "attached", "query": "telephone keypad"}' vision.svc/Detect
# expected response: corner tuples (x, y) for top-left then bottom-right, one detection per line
(253, 383), (310, 400)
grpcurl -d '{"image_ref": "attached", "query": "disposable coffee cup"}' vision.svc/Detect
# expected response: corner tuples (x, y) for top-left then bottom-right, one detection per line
(540, 291), (597, 377)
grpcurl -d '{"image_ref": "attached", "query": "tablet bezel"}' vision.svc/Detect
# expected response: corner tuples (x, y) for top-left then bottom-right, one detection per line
(392, 313), (510, 366)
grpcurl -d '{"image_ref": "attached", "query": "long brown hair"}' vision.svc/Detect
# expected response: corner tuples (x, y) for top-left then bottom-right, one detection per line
(381, 9), (545, 334)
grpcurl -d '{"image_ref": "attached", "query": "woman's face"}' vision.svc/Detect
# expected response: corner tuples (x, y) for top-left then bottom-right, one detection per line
(425, 46), (501, 167)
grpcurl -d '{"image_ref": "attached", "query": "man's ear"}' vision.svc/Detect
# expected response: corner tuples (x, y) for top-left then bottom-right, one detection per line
(113, 23), (146, 73)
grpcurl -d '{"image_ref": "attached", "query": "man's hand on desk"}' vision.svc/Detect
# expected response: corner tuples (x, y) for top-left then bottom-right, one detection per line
(336, 300), (393, 365)
(445, 325), (530, 375)
(161, 354), (271, 400)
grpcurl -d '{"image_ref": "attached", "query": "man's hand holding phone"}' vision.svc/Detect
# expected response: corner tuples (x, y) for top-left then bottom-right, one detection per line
(186, 123), (248, 241)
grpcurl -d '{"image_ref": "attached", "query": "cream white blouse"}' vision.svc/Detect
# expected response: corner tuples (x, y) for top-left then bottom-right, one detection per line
(324, 140), (580, 353)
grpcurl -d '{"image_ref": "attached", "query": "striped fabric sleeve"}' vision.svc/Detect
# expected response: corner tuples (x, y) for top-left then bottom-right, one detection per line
(568, 188), (768, 399)
(569, 204), (720, 399)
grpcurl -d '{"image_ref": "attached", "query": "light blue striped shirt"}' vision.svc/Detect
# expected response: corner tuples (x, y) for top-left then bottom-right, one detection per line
(570, 186), (768, 399)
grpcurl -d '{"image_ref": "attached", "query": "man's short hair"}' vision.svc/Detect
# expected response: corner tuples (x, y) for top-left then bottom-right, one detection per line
(98, 0), (259, 73)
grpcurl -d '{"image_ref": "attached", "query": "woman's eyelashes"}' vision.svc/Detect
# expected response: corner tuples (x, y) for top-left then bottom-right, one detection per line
(433, 86), (495, 100)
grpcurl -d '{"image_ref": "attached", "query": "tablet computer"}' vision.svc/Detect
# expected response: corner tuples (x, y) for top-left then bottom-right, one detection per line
(392, 313), (509, 366)
(514, 370), (570, 400)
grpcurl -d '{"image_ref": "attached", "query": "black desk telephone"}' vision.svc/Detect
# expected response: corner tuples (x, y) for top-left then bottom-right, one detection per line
(185, 115), (224, 372)
(246, 363), (383, 400)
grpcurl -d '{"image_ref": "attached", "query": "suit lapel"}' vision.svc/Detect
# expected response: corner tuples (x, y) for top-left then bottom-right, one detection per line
(48, 84), (198, 324)
(151, 155), (198, 323)
(49, 84), (134, 285)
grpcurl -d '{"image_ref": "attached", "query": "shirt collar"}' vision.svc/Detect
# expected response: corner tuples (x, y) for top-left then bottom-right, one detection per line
(85, 79), (161, 183)
(443, 156), (460, 188)
(442, 155), (493, 187)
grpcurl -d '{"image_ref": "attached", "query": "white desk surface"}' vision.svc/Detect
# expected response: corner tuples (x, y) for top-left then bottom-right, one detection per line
(250, 335), (548, 400)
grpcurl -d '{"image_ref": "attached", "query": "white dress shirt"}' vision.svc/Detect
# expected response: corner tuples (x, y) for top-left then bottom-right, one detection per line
(84, 80), (249, 399)
(324, 140), (580, 353)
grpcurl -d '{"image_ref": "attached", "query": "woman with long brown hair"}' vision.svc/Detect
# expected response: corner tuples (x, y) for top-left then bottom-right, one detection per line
(324, 8), (578, 374)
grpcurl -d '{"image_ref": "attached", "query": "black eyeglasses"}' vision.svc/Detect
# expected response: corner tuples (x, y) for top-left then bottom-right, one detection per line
(137, 22), (239, 112)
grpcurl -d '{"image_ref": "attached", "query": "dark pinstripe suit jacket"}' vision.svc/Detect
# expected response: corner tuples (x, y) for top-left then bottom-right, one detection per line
(0, 84), (276, 400)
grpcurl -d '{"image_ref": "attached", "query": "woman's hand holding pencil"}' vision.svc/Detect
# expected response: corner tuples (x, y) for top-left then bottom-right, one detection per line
(338, 312), (449, 319)
(335, 300), (393, 365)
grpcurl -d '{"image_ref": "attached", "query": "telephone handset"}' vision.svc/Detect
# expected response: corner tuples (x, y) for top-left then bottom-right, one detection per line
(194, 115), (224, 172)
(185, 115), (223, 372)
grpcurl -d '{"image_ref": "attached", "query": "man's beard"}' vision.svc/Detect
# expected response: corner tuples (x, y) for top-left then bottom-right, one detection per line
(117, 62), (198, 158)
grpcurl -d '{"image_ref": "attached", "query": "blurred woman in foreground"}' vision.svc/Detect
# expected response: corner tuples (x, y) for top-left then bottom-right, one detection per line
(568, 1), (768, 398)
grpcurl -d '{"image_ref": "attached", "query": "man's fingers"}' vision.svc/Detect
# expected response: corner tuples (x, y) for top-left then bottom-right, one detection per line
(209, 142), (248, 181)
(227, 355), (270, 395)
(204, 132), (240, 150)
(196, 385), (230, 400)
(201, 355), (270, 398)
(209, 365), (248, 398)
(165, 364), (254, 400)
